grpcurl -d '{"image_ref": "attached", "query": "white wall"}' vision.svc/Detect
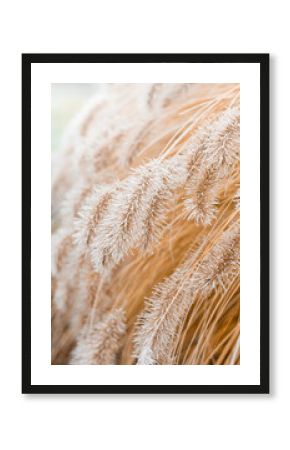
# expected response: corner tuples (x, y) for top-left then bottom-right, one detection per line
(0, 1), (287, 449)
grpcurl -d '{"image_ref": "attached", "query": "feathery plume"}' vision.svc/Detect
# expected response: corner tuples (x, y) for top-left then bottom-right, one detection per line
(135, 223), (239, 364)
(202, 107), (240, 169)
(181, 107), (240, 223)
(73, 184), (116, 250)
(70, 308), (126, 365)
(134, 253), (197, 365)
(192, 223), (240, 297)
(184, 166), (219, 224)
(90, 157), (186, 273)
(56, 182), (94, 228)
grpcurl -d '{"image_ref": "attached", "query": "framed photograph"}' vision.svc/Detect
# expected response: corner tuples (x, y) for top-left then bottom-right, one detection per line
(22, 53), (269, 394)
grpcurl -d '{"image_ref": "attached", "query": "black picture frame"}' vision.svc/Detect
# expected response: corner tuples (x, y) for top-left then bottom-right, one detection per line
(22, 53), (269, 394)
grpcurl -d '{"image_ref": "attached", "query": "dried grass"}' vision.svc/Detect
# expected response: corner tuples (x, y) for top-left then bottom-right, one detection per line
(52, 83), (240, 365)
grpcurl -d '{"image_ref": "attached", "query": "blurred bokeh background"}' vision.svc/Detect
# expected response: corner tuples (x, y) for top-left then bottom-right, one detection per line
(51, 84), (98, 151)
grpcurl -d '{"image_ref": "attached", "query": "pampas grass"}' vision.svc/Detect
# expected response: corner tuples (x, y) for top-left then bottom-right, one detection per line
(52, 83), (240, 365)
